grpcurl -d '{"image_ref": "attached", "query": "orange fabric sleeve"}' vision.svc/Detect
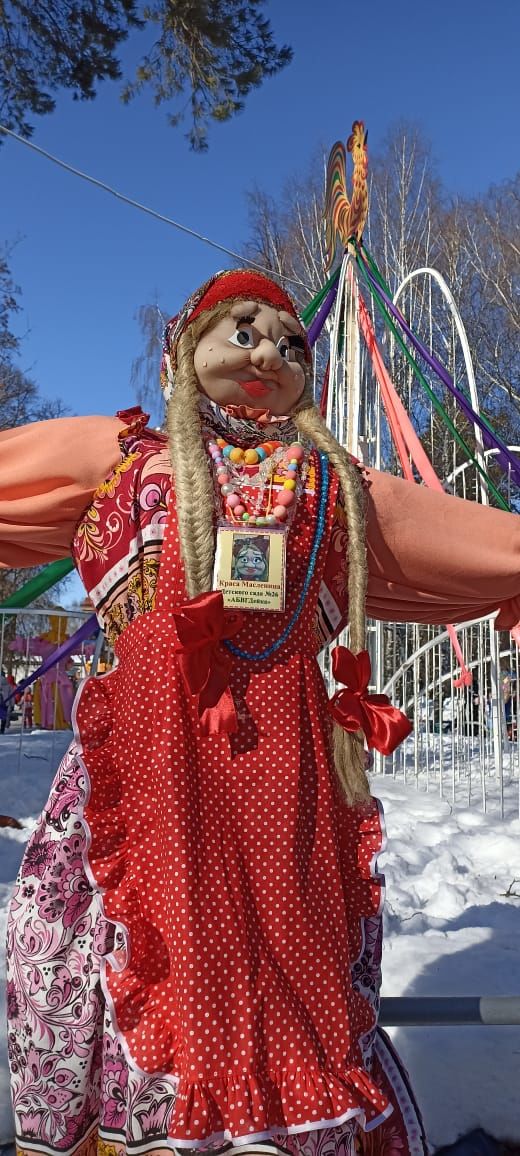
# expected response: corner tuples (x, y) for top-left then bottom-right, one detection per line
(364, 467), (520, 628)
(0, 415), (123, 567)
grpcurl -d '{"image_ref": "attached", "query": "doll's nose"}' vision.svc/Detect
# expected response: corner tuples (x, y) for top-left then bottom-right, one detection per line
(249, 338), (283, 372)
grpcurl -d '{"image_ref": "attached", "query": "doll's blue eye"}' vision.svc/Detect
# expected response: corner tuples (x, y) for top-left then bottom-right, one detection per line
(229, 325), (254, 348)
(278, 334), (305, 361)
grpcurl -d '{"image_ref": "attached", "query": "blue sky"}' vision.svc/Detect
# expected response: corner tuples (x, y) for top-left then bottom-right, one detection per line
(2, 0), (520, 429)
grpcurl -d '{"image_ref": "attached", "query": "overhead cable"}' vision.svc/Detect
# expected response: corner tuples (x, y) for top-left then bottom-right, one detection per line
(0, 125), (312, 292)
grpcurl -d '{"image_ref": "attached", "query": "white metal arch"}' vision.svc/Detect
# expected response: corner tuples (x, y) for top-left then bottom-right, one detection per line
(393, 266), (489, 505)
(445, 445), (520, 499)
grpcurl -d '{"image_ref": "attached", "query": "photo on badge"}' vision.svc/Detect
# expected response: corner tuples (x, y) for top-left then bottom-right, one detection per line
(231, 536), (270, 583)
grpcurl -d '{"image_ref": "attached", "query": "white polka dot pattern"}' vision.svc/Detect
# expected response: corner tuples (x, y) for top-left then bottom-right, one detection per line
(76, 451), (390, 1145)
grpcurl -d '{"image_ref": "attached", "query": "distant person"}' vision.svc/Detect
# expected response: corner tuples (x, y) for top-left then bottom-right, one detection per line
(22, 688), (33, 731)
(0, 668), (11, 734)
(503, 672), (518, 740)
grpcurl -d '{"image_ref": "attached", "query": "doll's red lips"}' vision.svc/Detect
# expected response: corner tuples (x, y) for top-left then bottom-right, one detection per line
(240, 380), (273, 397)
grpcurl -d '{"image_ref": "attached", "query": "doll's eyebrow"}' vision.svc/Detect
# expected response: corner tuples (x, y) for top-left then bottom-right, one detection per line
(230, 300), (260, 319)
(235, 315), (256, 326)
(278, 311), (302, 335)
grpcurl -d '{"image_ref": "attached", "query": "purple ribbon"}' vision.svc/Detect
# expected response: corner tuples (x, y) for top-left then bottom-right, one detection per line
(307, 280), (339, 348)
(360, 256), (520, 488)
(2, 615), (99, 704)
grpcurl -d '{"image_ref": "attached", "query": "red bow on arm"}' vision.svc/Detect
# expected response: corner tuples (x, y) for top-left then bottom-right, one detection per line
(172, 592), (244, 735)
(328, 646), (412, 755)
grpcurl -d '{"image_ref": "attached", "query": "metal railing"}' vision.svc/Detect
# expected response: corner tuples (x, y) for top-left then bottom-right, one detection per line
(379, 996), (520, 1026)
(371, 615), (519, 819)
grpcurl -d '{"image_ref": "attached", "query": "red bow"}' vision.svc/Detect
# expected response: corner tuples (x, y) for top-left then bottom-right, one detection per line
(328, 646), (412, 755)
(172, 592), (244, 735)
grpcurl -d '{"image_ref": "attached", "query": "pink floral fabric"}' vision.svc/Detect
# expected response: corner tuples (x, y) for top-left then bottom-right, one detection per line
(71, 409), (172, 648)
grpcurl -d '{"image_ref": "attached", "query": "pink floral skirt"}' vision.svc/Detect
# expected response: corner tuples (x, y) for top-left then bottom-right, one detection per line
(6, 742), (427, 1156)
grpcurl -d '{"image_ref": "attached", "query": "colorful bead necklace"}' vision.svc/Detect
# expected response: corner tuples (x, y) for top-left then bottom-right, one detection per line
(207, 437), (306, 527)
(225, 451), (329, 662)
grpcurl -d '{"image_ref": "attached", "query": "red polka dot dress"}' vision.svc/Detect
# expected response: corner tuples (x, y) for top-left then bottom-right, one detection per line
(75, 431), (391, 1149)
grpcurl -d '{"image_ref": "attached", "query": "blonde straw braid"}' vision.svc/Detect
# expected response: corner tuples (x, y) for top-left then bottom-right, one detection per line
(167, 326), (217, 597)
(294, 402), (370, 804)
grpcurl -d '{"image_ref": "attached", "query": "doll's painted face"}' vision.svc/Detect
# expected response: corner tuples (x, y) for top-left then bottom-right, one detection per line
(193, 300), (307, 415)
(233, 543), (268, 581)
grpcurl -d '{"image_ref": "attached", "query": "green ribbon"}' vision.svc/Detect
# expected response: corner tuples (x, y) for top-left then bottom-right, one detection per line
(360, 243), (515, 474)
(300, 267), (340, 327)
(355, 244), (510, 512)
(0, 557), (75, 609)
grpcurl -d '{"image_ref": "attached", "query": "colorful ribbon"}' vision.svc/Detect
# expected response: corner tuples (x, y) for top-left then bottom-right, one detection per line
(355, 246), (509, 510)
(0, 557), (75, 609)
(359, 249), (520, 490)
(328, 646), (412, 755)
(0, 615), (99, 706)
(172, 591), (244, 735)
(306, 278), (339, 348)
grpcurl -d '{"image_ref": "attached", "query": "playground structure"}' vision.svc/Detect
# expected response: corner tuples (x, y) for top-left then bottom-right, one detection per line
(7, 613), (78, 729)
(0, 605), (106, 747)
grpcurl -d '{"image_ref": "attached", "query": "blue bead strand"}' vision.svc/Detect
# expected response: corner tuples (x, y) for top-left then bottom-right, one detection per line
(224, 451), (329, 663)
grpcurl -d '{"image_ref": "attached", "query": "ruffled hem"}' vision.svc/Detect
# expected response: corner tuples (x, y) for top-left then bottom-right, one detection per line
(167, 1063), (392, 1145)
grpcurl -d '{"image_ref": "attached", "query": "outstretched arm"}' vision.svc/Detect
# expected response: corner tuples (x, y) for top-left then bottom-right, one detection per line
(320, 466), (520, 646)
(0, 415), (123, 567)
(364, 467), (520, 629)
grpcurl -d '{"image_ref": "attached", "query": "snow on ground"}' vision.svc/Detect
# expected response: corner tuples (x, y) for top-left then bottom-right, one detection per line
(1, 730), (520, 1150)
(376, 777), (520, 1150)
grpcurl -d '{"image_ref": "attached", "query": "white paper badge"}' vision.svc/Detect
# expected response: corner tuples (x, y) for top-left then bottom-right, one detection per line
(213, 525), (286, 612)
